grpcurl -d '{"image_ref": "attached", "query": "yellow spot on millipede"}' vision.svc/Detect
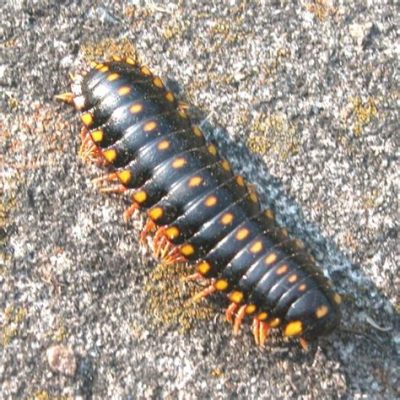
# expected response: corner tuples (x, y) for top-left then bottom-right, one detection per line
(221, 160), (231, 171)
(236, 176), (245, 186)
(188, 176), (203, 187)
(116, 169), (132, 184)
(197, 261), (211, 275)
(235, 228), (249, 241)
(298, 283), (307, 292)
(315, 305), (329, 319)
(250, 240), (263, 254)
(192, 126), (203, 137)
(140, 66), (152, 76)
(102, 149), (117, 163)
(144, 121), (157, 132)
(264, 209), (274, 220)
(276, 264), (288, 275)
(100, 66), (109, 72)
(172, 157), (187, 169)
(265, 253), (277, 266)
(257, 312), (268, 321)
(91, 130), (103, 143)
(269, 318), (281, 328)
(133, 191), (147, 203)
(228, 291), (244, 304)
(157, 140), (170, 150)
(165, 226), (180, 240)
(249, 192), (258, 203)
(180, 244), (195, 257)
(220, 213), (234, 225)
(149, 207), (163, 221)
(165, 92), (175, 102)
(81, 113), (93, 126)
(288, 274), (298, 283)
(334, 293), (342, 304)
(214, 279), (229, 291)
(204, 195), (217, 207)
(245, 304), (257, 314)
(178, 109), (187, 119)
(107, 73), (119, 81)
(118, 86), (131, 96)
(208, 144), (217, 156)
(130, 103), (143, 114)
(153, 77), (164, 88)
(284, 320), (303, 336)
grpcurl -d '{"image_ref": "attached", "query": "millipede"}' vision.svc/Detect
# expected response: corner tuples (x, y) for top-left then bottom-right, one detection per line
(57, 55), (342, 349)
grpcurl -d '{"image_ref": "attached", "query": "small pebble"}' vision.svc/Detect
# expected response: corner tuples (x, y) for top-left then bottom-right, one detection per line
(47, 345), (77, 377)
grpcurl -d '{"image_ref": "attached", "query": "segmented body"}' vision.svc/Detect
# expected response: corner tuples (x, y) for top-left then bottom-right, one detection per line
(67, 58), (341, 344)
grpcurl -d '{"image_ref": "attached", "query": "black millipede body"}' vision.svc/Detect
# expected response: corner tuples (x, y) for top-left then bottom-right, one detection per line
(61, 56), (341, 347)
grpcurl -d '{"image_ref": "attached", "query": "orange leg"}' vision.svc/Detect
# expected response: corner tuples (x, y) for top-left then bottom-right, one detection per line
(251, 318), (270, 347)
(233, 305), (247, 335)
(123, 203), (139, 223)
(259, 321), (270, 347)
(55, 92), (74, 104)
(252, 318), (260, 346)
(80, 126), (88, 141)
(91, 172), (127, 194)
(225, 303), (238, 324)
(99, 185), (127, 194)
(151, 226), (187, 264)
(92, 172), (118, 185)
(153, 227), (170, 258)
(163, 246), (186, 265)
(79, 132), (93, 157)
(154, 233), (170, 259)
(181, 272), (203, 282)
(80, 143), (103, 164)
(153, 227), (167, 249)
(299, 337), (309, 351)
(140, 218), (156, 244)
(191, 284), (216, 302)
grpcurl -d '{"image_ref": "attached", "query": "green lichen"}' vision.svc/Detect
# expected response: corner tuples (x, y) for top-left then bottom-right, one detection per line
(81, 38), (138, 64)
(144, 262), (215, 334)
(350, 96), (378, 137)
(304, 0), (338, 22)
(247, 112), (299, 160)
(1, 305), (27, 346)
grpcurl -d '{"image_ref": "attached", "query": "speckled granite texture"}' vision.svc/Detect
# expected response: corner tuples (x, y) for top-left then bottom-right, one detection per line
(1, 1), (399, 399)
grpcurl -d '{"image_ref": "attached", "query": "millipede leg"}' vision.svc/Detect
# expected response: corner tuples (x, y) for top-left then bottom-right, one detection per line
(140, 218), (156, 244)
(233, 305), (247, 335)
(259, 321), (270, 347)
(55, 92), (75, 104)
(252, 318), (260, 346)
(225, 303), (238, 324)
(99, 185), (127, 194)
(153, 227), (167, 251)
(181, 272), (203, 282)
(299, 337), (309, 351)
(191, 285), (216, 302)
(123, 203), (139, 223)
(92, 172), (118, 185)
(79, 133), (93, 157)
(80, 126), (88, 141)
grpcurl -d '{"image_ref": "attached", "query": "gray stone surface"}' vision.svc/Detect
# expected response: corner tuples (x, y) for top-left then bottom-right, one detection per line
(1, 1), (399, 399)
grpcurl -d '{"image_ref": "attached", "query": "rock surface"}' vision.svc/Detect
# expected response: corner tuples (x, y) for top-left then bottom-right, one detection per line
(1, 1), (399, 399)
